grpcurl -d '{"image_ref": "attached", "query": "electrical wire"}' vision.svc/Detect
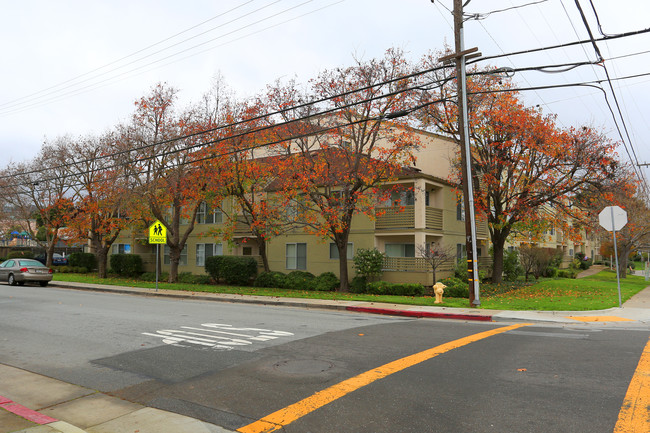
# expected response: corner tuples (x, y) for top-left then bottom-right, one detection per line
(0, 0), (345, 117)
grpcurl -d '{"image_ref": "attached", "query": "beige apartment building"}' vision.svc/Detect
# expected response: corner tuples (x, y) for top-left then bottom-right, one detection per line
(110, 129), (600, 284)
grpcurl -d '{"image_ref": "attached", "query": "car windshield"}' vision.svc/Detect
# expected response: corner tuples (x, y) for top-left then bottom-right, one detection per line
(18, 259), (46, 267)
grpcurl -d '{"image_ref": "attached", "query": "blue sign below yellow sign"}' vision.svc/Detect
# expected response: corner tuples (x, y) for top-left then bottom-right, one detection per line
(148, 220), (167, 244)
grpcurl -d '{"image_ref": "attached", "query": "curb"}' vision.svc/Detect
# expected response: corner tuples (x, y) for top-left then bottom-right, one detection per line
(49, 281), (495, 322)
(0, 395), (88, 433)
(345, 306), (493, 321)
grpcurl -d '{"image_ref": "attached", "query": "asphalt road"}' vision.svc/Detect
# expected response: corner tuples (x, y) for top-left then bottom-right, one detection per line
(1, 285), (648, 432)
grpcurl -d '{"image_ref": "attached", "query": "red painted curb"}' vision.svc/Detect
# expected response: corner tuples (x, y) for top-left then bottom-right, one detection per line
(346, 306), (493, 322)
(0, 396), (58, 425)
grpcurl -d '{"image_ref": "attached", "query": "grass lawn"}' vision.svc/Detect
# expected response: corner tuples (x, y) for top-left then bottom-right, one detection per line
(53, 268), (649, 311)
(479, 270), (648, 310)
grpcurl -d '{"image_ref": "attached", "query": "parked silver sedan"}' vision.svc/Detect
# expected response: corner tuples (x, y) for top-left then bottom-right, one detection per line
(0, 259), (53, 286)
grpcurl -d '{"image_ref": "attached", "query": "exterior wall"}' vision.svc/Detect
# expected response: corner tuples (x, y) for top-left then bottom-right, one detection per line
(107, 130), (600, 284)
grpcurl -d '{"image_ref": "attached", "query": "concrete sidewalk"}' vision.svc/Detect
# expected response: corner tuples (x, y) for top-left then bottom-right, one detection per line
(0, 363), (234, 433)
(3, 276), (649, 433)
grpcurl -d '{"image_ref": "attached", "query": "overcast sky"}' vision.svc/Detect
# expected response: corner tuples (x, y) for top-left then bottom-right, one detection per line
(1, 0), (649, 181)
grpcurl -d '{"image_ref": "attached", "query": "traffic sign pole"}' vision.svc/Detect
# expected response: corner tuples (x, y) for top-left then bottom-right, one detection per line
(610, 206), (622, 307)
(156, 244), (159, 292)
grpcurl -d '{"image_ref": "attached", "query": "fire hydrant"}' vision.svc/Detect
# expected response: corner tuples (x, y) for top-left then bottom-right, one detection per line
(433, 282), (446, 304)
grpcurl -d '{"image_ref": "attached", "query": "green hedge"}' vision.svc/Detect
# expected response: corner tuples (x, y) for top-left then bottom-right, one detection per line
(365, 281), (425, 296)
(68, 252), (97, 270)
(109, 254), (143, 277)
(254, 271), (287, 288)
(283, 271), (316, 290)
(205, 256), (257, 285)
(439, 277), (469, 298)
(312, 272), (340, 292)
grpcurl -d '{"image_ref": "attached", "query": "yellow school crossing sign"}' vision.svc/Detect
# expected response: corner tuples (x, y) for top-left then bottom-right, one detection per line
(148, 220), (167, 244)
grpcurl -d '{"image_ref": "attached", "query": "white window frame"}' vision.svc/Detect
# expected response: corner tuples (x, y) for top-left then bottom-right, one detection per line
(112, 243), (131, 254)
(196, 243), (223, 267)
(329, 243), (354, 260)
(164, 244), (188, 265)
(286, 243), (307, 270)
(385, 243), (415, 258)
(197, 202), (223, 224)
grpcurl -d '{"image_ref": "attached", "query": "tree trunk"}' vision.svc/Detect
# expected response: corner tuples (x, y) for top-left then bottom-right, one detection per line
(336, 238), (350, 292)
(618, 246), (631, 279)
(168, 246), (180, 283)
(256, 238), (270, 272)
(490, 230), (509, 284)
(96, 248), (108, 278)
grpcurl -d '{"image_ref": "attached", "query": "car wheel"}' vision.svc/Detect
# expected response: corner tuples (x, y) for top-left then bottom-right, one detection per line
(8, 274), (17, 286)
(39, 281), (48, 287)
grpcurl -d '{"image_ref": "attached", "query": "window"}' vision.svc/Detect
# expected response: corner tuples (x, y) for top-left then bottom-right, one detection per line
(385, 243), (415, 258)
(286, 243), (307, 270)
(425, 191), (430, 207)
(329, 243), (354, 259)
(457, 243), (466, 259)
(197, 202), (223, 224)
(112, 243), (131, 254)
(391, 190), (415, 206)
(164, 245), (188, 265)
(456, 199), (465, 221)
(196, 243), (223, 267)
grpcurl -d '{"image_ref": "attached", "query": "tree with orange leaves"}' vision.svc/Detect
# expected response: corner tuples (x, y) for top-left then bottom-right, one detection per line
(418, 52), (625, 283)
(201, 95), (289, 272)
(266, 49), (420, 291)
(6, 137), (73, 267)
(63, 131), (131, 278)
(120, 83), (224, 283)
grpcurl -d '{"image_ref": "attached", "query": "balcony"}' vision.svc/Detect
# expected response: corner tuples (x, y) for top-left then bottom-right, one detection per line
(233, 218), (254, 237)
(375, 206), (415, 229)
(382, 256), (493, 273)
(375, 206), (444, 231)
(425, 208), (443, 231)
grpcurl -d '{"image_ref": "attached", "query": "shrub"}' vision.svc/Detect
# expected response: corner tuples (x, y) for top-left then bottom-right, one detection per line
(140, 271), (169, 282)
(349, 276), (367, 293)
(8, 250), (33, 259)
(353, 248), (385, 281)
(68, 252), (97, 270)
(503, 249), (523, 282)
(254, 271), (287, 288)
(312, 272), (340, 292)
(177, 272), (211, 285)
(110, 254), (143, 277)
(440, 277), (469, 298)
(205, 256), (257, 285)
(557, 269), (578, 279)
(544, 267), (559, 278)
(283, 271), (316, 290)
(204, 256), (225, 281)
(365, 281), (424, 296)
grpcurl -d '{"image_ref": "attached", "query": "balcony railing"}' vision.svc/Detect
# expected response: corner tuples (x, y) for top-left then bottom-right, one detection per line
(426, 208), (443, 231)
(375, 206), (445, 231)
(382, 256), (493, 272)
(233, 219), (254, 236)
(375, 206), (415, 229)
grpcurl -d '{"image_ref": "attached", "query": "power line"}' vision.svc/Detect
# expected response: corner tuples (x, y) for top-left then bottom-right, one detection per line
(0, 0), (345, 117)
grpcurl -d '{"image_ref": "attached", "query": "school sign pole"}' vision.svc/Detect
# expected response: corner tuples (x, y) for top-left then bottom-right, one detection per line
(598, 206), (627, 308)
(148, 221), (167, 292)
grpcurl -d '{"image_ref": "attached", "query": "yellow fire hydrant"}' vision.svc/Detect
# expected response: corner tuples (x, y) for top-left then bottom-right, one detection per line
(433, 282), (446, 304)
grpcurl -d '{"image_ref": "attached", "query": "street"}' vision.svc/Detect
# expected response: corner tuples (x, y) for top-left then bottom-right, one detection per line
(1, 285), (648, 432)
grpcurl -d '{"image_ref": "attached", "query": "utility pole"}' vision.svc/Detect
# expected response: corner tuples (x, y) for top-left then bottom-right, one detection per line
(440, 0), (481, 307)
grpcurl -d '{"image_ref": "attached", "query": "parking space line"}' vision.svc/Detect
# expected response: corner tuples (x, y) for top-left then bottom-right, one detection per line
(237, 323), (530, 433)
(614, 337), (650, 433)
